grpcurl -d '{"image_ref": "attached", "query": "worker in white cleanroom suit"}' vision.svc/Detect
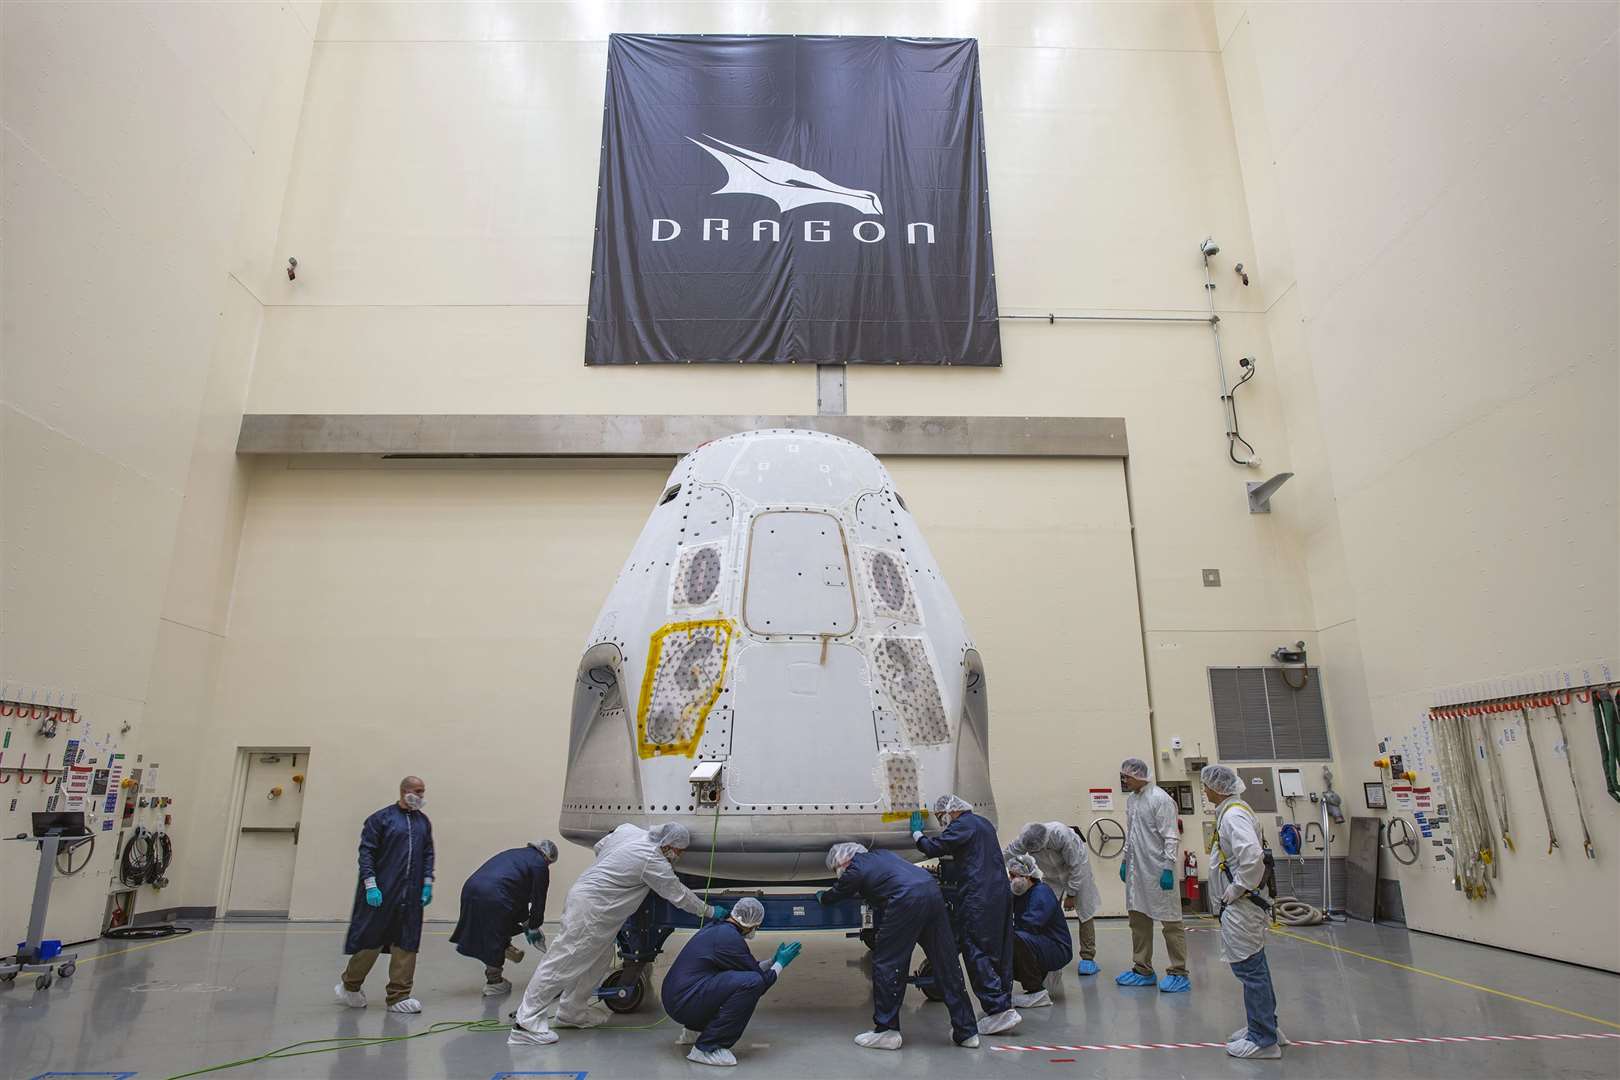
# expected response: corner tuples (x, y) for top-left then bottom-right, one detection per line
(1116, 757), (1189, 992)
(1202, 764), (1286, 1059)
(508, 823), (728, 1046)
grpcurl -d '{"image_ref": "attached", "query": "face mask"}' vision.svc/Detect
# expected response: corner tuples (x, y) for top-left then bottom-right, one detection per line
(663, 847), (682, 865)
(1010, 877), (1032, 896)
(403, 793), (425, 810)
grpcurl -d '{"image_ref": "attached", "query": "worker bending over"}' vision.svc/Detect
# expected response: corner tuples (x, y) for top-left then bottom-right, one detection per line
(1003, 821), (1102, 981)
(509, 823), (729, 1046)
(1117, 757), (1189, 992)
(819, 842), (980, 1051)
(663, 896), (803, 1067)
(335, 775), (434, 1014)
(1005, 854), (1072, 1007)
(912, 794), (1019, 1035)
(1202, 764), (1286, 1059)
(450, 839), (558, 996)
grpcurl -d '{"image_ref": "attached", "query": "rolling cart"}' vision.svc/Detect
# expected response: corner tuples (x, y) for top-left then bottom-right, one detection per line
(1, 811), (92, 990)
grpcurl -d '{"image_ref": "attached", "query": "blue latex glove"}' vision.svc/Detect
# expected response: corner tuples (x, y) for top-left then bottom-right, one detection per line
(773, 942), (802, 969)
(365, 887), (383, 908)
(1159, 868), (1174, 891)
(909, 810), (926, 833)
(422, 883), (433, 906)
(710, 903), (730, 922)
(1119, 862), (1128, 883)
(525, 928), (545, 948)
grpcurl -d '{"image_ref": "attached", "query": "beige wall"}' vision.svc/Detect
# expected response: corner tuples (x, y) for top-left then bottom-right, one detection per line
(1218, 0), (1619, 969)
(0, 0), (319, 942)
(215, 0), (1343, 917)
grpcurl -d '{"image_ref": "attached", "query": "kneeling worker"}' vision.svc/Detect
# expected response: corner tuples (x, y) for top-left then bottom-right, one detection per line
(820, 842), (980, 1051)
(1005, 854), (1072, 1008)
(450, 839), (558, 996)
(663, 896), (802, 1067)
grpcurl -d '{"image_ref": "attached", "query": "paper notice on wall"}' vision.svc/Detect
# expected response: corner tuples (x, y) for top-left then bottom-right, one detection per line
(1392, 784), (1412, 809)
(142, 763), (160, 792)
(104, 758), (125, 814)
(1412, 786), (1433, 811)
(64, 764), (93, 811)
(1089, 787), (1114, 811)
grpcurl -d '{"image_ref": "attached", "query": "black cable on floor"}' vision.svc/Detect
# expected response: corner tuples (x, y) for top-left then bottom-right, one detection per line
(103, 924), (194, 940)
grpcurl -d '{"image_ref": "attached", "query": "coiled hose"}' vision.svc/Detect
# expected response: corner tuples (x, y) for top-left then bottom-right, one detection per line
(1272, 896), (1327, 925)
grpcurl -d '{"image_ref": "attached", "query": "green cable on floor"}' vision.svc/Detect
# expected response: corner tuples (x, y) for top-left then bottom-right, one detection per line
(164, 1019), (510, 1080)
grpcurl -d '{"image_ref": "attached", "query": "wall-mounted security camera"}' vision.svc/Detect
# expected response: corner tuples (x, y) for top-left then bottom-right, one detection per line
(1234, 262), (1250, 286)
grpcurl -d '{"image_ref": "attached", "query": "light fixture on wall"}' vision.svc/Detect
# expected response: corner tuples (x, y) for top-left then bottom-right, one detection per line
(286, 257), (298, 282)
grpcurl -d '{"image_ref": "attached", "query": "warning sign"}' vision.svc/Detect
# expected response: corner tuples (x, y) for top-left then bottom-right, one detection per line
(1088, 787), (1114, 811)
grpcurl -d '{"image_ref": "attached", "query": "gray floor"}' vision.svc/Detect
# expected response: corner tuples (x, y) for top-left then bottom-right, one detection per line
(2, 916), (1617, 1079)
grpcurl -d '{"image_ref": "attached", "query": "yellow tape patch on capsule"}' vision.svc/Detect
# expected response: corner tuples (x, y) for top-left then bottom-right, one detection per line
(636, 619), (734, 759)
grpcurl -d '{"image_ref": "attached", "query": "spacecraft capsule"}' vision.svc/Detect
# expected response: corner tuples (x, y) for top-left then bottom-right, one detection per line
(558, 429), (996, 881)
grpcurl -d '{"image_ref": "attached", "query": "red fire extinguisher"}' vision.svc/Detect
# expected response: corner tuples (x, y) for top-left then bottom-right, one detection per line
(1183, 851), (1199, 902)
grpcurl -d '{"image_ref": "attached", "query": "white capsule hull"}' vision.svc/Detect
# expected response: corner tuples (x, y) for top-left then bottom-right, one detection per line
(558, 429), (996, 881)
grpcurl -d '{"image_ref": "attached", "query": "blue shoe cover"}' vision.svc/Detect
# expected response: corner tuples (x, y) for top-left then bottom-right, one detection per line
(1158, 974), (1191, 993)
(1076, 959), (1099, 976)
(1115, 969), (1156, 987)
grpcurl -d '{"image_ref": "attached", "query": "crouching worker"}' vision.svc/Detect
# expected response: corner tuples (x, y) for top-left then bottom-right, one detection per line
(1006, 854), (1072, 1008)
(1202, 764), (1287, 1060)
(663, 897), (802, 1067)
(819, 842), (980, 1051)
(450, 839), (558, 996)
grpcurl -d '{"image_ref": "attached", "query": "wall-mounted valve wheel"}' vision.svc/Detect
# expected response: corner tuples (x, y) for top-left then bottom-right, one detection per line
(1087, 817), (1126, 859)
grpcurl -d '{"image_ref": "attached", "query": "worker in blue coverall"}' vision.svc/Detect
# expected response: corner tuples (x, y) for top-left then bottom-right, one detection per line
(450, 839), (558, 996)
(819, 842), (980, 1052)
(335, 776), (434, 1013)
(1005, 853), (1073, 1008)
(911, 794), (1020, 1036)
(662, 896), (803, 1067)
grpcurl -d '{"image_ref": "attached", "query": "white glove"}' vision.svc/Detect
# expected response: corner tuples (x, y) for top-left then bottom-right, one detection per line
(1221, 883), (1244, 906)
(911, 831), (924, 841)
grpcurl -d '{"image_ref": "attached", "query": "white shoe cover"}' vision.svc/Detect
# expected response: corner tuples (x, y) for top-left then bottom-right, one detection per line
(957, 1034), (981, 1048)
(482, 978), (512, 997)
(386, 997), (421, 1014)
(854, 1030), (903, 1050)
(508, 1020), (559, 1045)
(977, 1008), (1021, 1035)
(334, 982), (367, 1008)
(1043, 969), (1067, 999)
(1012, 990), (1052, 1008)
(676, 1028), (701, 1046)
(687, 1046), (738, 1066)
(553, 1009), (607, 1029)
(1227, 1037), (1282, 1059)
(1230, 1026), (1290, 1046)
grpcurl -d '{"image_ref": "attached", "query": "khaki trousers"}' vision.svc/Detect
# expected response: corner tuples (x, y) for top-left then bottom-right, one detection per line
(1128, 911), (1187, 976)
(1075, 916), (1097, 961)
(342, 947), (417, 1005)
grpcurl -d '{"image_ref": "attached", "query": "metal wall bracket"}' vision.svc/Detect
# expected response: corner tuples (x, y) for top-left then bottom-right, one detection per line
(1247, 472), (1294, 513)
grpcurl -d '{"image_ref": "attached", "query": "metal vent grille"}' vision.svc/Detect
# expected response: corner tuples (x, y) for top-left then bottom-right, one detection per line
(1207, 667), (1329, 761)
(1273, 855), (1347, 913)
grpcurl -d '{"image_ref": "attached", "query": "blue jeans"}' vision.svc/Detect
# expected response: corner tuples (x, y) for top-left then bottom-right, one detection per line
(1229, 949), (1277, 1047)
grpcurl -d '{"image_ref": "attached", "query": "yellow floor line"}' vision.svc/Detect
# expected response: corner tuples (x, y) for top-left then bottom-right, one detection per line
(1270, 926), (1620, 1032)
(78, 928), (213, 965)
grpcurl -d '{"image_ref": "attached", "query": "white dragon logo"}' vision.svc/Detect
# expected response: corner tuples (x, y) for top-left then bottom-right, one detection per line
(687, 134), (883, 216)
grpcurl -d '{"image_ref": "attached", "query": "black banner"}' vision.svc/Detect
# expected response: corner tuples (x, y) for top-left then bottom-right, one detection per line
(586, 34), (1000, 366)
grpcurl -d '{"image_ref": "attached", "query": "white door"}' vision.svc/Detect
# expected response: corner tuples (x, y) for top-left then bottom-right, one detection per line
(227, 751), (308, 916)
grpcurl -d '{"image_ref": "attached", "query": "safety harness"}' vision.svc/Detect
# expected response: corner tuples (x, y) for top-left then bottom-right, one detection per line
(1211, 800), (1271, 914)
(1595, 689), (1620, 805)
